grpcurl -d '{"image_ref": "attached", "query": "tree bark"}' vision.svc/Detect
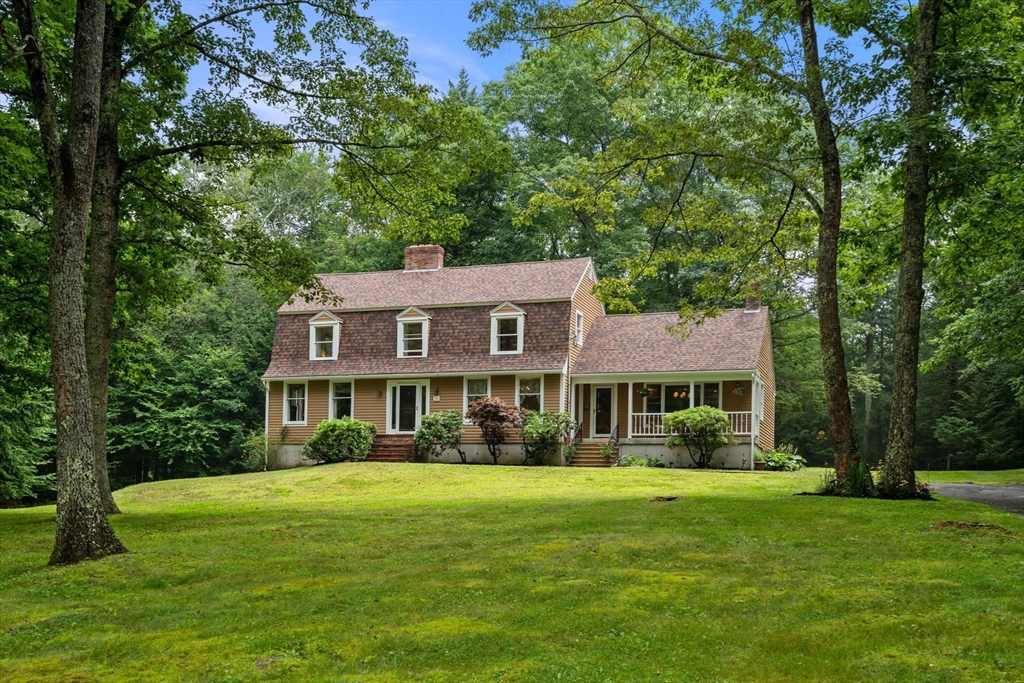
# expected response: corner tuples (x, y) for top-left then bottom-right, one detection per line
(864, 329), (873, 457)
(794, 0), (861, 480)
(85, 3), (138, 516)
(13, 0), (128, 563)
(882, 0), (941, 498)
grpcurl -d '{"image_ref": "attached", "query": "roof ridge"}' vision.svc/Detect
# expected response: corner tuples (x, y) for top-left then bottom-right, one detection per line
(315, 256), (592, 278)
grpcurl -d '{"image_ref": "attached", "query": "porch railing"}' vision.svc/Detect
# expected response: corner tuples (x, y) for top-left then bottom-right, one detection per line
(630, 411), (752, 437)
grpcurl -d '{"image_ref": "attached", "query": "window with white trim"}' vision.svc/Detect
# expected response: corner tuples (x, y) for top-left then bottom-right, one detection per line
(284, 383), (306, 424)
(575, 310), (584, 346)
(309, 322), (339, 360)
(490, 304), (525, 355)
(332, 381), (353, 419)
(464, 376), (490, 415)
(399, 320), (426, 357)
(517, 376), (542, 412)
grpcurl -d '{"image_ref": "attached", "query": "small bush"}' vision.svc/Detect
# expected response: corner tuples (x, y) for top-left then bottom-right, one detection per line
(521, 411), (575, 465)
(616, 454), (665, 468)
(664, 407), (732, 469)
(302, 418), (376, 464)
(238, 427), (286, 471)
(465, 397), (522, 464)
(763, 443), (807, 471)
(415, 410), (467, 463)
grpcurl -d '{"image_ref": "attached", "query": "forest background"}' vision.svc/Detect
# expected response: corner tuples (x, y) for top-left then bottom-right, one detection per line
(2, 0), (1022, 503)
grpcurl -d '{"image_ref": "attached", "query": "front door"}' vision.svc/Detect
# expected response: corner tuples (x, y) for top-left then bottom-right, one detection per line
(389, 382), (426, 433)
(593, 386), (613, 436)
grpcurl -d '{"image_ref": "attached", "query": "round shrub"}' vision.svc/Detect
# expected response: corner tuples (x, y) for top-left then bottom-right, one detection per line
(302, 418), (377, 464)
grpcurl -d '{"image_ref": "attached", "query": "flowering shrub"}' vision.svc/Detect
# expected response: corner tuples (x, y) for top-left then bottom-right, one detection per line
(521, 411), (575, 465)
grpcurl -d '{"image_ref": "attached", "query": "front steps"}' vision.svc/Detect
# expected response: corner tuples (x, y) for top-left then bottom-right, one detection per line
(570, 440), (618, 467)
(367, 435), (416, 463)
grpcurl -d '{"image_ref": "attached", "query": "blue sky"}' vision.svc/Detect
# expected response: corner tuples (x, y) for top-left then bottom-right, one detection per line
(367, 1), (519, 91)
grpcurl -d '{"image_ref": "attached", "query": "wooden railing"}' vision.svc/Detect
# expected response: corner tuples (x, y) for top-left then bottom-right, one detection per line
(630, 412), (752, 437)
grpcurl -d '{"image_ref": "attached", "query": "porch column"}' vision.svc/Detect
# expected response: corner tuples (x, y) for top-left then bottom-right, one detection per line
(689, 380), (695, 408)
(627, 380), (633, 438)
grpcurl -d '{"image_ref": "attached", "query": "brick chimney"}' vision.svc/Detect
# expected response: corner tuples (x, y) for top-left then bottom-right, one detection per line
(744, 294), (762, 312)
(404, 244), (445, 272)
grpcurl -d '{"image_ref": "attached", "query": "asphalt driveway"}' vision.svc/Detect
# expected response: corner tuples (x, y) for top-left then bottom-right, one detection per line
(931, 483), (1024, 517)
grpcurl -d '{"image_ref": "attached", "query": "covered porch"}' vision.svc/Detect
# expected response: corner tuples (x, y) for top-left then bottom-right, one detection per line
(570, 373), (766, 469)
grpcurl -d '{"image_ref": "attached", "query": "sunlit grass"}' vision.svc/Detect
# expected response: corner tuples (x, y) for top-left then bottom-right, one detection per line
(918, 468), (1024, 485)
(2, 465), (1022, 682)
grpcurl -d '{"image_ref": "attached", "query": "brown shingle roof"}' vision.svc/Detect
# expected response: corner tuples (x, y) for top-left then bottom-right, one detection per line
(572, 309), (769, 375)
(263, 302), (570, 379)
(278, 258), (594, 313)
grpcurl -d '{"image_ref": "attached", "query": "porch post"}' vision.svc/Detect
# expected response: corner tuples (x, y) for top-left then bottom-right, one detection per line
(627, 380), (633, 438)
(689, 379), (695, 408)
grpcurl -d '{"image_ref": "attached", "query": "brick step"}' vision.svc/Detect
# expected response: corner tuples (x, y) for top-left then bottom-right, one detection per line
(367, 436), (415, 463)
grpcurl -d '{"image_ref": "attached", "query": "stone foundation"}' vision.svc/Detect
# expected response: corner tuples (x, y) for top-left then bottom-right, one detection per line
(617, 439), (753, 469)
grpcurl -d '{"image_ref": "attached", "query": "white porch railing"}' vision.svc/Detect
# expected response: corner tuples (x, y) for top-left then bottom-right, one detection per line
(630, 412), (752, 437)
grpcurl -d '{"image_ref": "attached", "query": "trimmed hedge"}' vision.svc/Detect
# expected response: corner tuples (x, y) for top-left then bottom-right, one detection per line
(302, 418), (376, 464)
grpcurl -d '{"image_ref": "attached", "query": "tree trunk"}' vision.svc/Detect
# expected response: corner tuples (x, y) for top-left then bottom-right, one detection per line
(795, 0), (861, 481)
(864, 330), (873, 457)
(13, 0), (128, 564)
(85, 3), (136, 516)
(882, 0), (941, 499)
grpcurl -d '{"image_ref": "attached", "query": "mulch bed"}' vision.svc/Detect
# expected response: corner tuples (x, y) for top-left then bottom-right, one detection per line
(927, 520), (1012, 534)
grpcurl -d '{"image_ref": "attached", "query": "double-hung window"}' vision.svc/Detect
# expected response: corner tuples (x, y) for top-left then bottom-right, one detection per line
(464, 377), (490, 416)
(332, 381), (353, 419)
(308, 312), (340, 360)
(284, 383), (307, 425)
(575, 310), (584, 346)
(517, 376), (542, 412)
(490, 302), (525, 355)
(396, 307), (430, 358)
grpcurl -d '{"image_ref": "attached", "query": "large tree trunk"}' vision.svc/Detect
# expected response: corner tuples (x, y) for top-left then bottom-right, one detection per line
(864, 330), (873, 457)
(13, 0), (128, 563)
(795, 0), (861, 481)
(85, 4), (136, 516)
(882, 0), (941, 499)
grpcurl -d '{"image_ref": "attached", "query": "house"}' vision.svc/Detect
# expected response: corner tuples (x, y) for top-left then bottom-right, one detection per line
(262, 244), (775, 468)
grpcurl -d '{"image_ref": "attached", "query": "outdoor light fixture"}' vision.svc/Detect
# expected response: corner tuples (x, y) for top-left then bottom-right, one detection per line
(377, 389), (382, 397)
(817, 429), (827, 440)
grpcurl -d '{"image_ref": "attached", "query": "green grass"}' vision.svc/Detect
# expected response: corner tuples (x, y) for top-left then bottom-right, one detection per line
(2, 466), (1023, 682)
(917, 469), (1024, 485)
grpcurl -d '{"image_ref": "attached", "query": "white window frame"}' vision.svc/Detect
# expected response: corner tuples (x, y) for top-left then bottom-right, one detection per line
(575, 310), (584, 347)
(308, 313), (340, 361)
(384, 379), (430, 434)
(396, 307), (430, 358)
(491, 302), (525, 355)
(330, 379), (355, 420)
(463, 375), (491, 420)
(515, 374), (544, 412)
(700, 381), (721, 409)
(590, 384), (616, 438)
(283, 381), (308, 426)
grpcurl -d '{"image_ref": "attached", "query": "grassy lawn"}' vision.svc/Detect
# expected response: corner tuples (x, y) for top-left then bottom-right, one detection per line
(2, 466), (1023, 682)
(918, 469), (1024, 486)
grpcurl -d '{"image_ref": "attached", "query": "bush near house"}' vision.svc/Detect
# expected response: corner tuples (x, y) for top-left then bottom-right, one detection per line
(465, 397), (522, 464)
(665, 407), (733, 469)
(302, 418), (376, 464)
(762, 443), (807, 471)
(415, 410), (467, 463)
(520, 411), (575, 465)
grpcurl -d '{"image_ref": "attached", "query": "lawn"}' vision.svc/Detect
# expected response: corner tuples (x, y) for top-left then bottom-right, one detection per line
(2, 465), (1022, 682)
(917, 469), (1024, 486)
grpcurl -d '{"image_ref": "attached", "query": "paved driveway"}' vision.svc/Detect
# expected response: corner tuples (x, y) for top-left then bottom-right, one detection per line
(930, 483), (1024, 517)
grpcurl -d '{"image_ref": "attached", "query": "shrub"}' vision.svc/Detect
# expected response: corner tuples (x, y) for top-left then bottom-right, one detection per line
(465, 397), (522, 464)
(302, 418), (376, 464)
(238, 427), (286, 471)
(616, 454), (665, 468)
(762, 443), (807, 471)
(664, 407), (733, 469)
(415, 410), (467, 463)
(521, 411), (575, 465)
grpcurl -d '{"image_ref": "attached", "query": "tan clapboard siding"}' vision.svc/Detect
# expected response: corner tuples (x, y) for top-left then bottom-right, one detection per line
(431, 375), (482, 444)
(354, 378), (387, 428)
(278, 380), (330, 444)
(568, 272), (604, 406)
(269, 381), (284, 437)
(617, 382), (629, 437)
(756, 322), (776, 451)
(543, 374), (560, 413)
(722, 381), (753, 413)
(580, 384), (591, 436)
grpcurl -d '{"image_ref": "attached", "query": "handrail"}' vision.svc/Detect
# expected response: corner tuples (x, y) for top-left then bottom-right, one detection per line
(571, 423), (583, 447)
(608, 423), (619, 444)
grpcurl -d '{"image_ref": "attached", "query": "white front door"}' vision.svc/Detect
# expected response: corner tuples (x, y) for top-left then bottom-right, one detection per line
(387, 381), (429, 434)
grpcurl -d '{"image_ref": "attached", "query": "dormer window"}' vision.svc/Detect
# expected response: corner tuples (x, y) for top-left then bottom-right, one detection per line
(308, 311), (340, 360)
(575, 310), (584, 346)
(397, 307), (430, 358)
(490, 302), (525, 355)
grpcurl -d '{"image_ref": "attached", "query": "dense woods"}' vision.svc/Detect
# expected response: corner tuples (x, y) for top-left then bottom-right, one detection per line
(1, 0), (1023, 558)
